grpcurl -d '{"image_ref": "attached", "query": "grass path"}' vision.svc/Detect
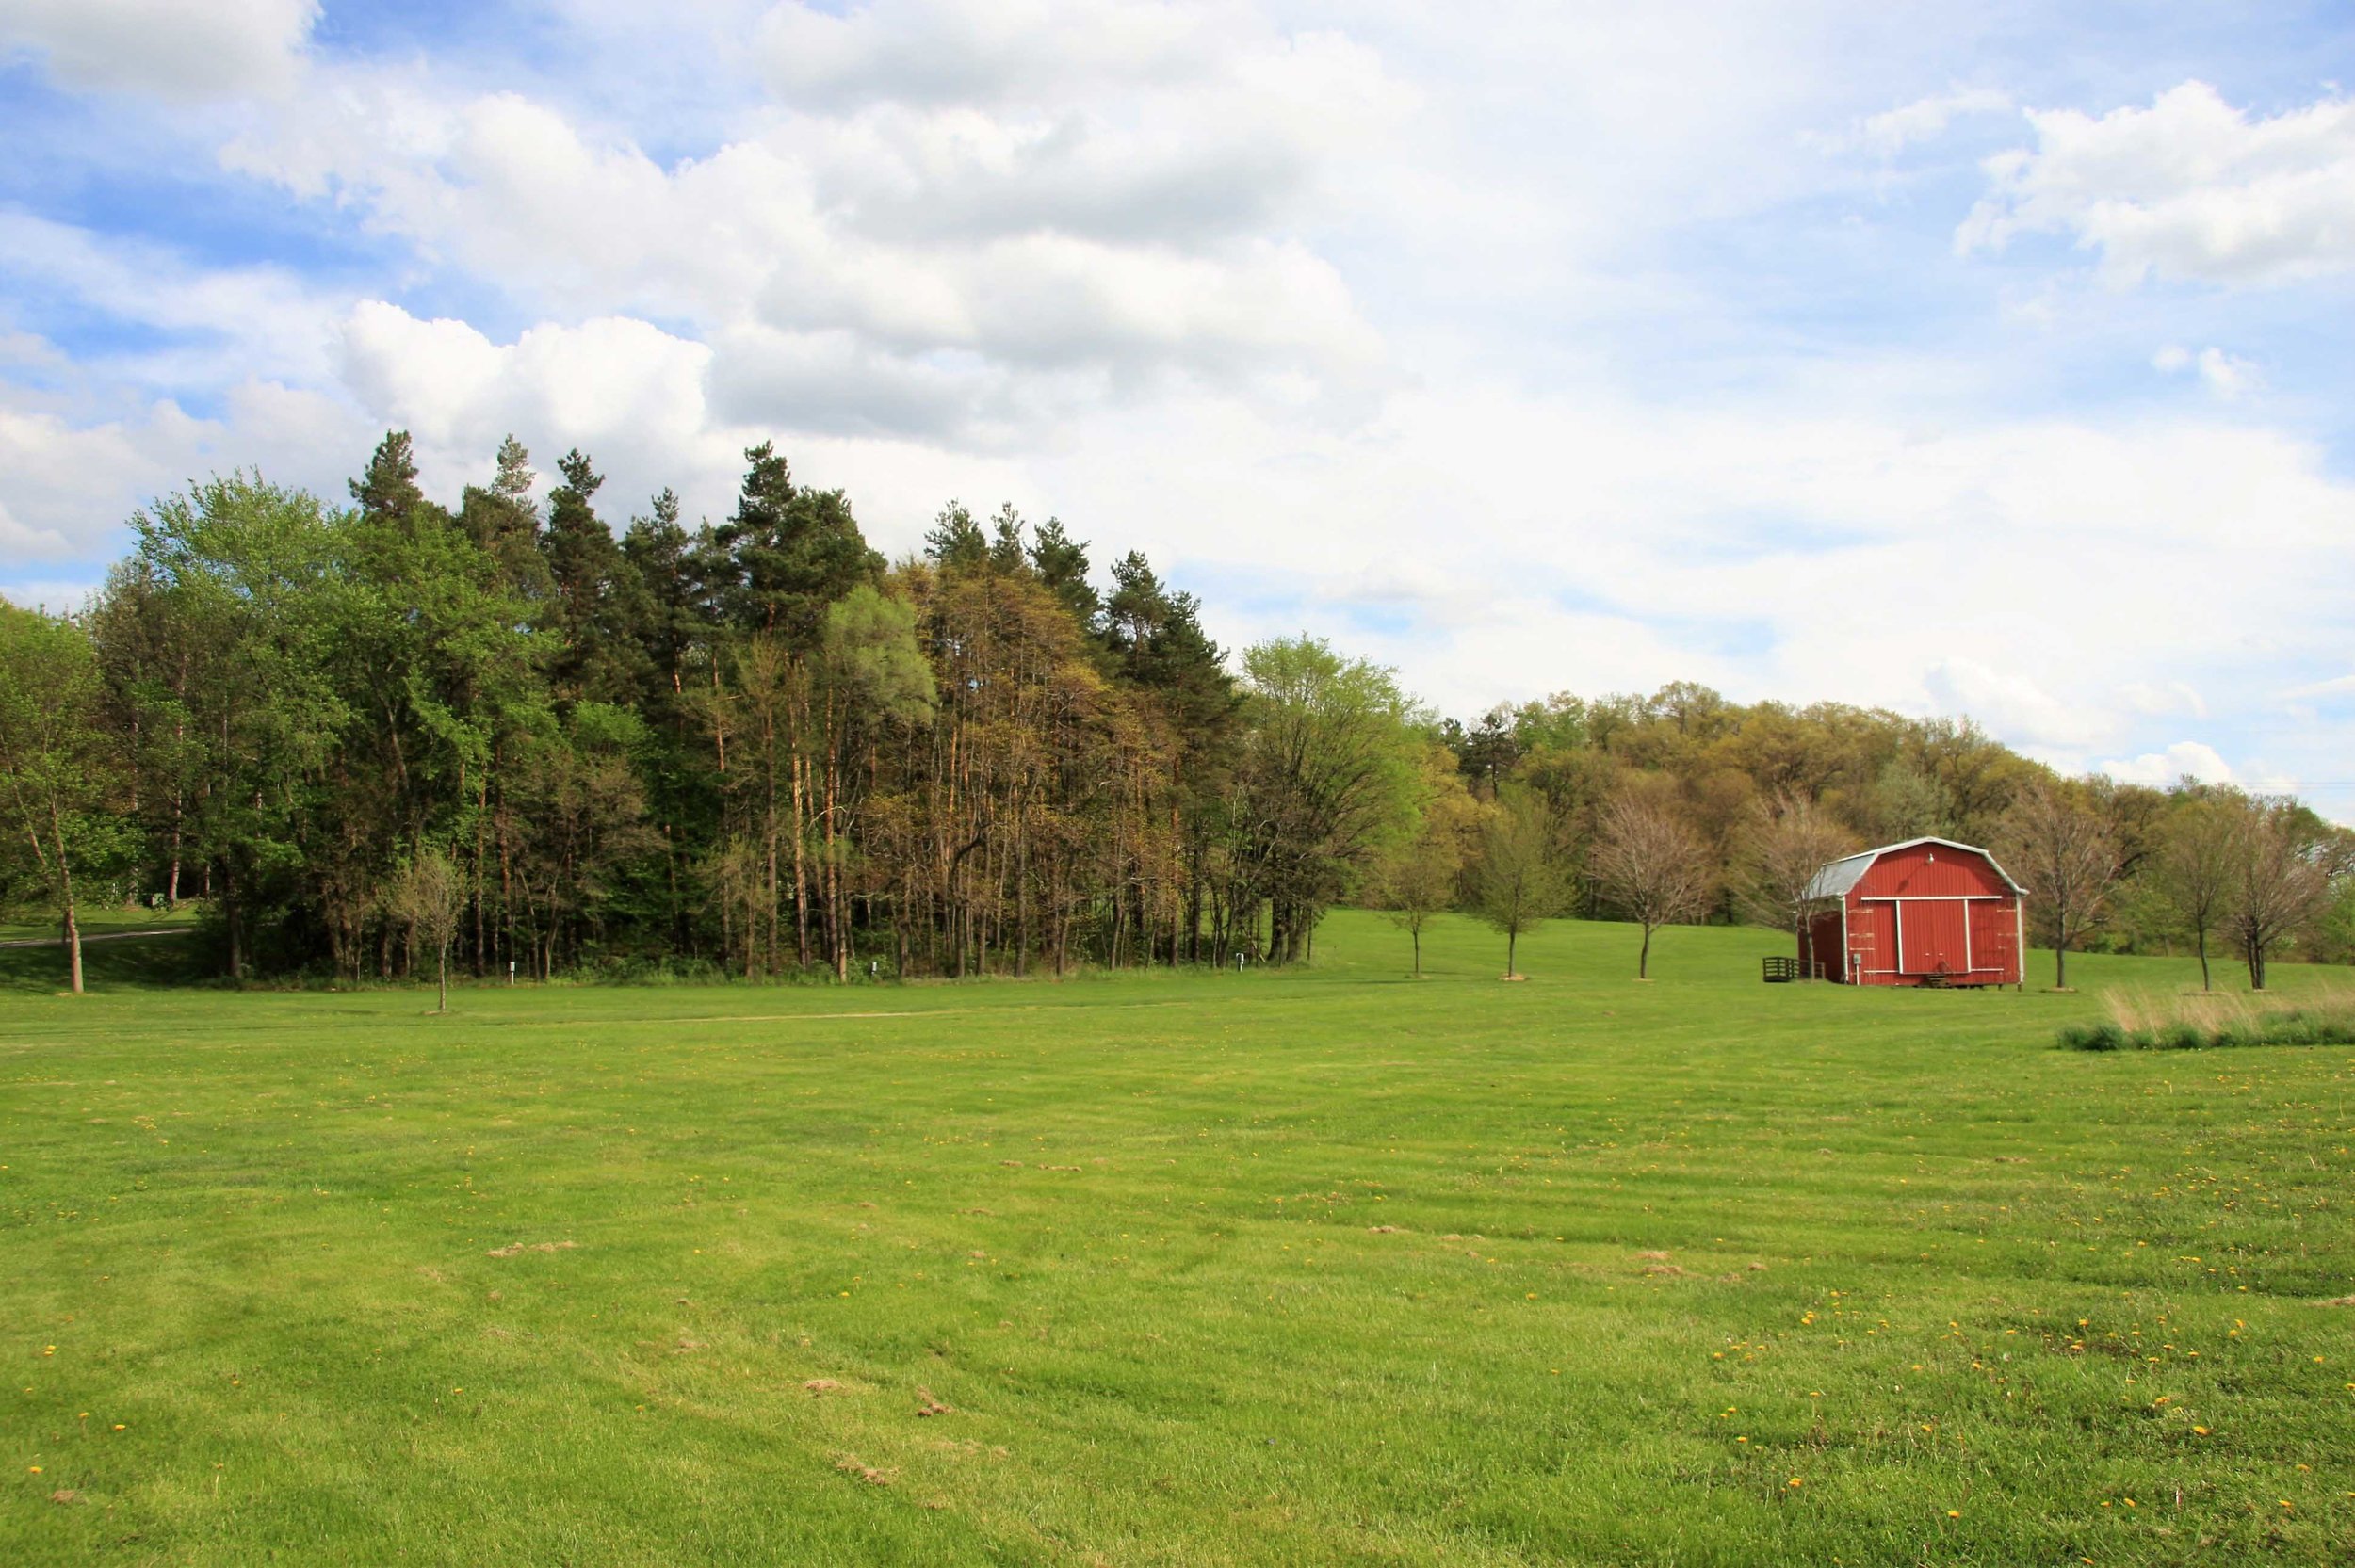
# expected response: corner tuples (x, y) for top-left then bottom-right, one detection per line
(3, 913), (2350, 1563)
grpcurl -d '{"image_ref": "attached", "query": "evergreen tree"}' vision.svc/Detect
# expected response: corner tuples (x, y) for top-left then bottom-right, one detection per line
(349, 430), (427, 524)
(923, 501), (987, 574)
(1027, 517), (1097, 623)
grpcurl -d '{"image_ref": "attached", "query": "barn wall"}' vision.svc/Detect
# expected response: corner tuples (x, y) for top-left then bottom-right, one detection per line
(1851, 843), (2008, 899)
(1803, 911), (1844, 979)
(1797, 843), (2025, 987)
(1969, 899), (2022, 983)
(1848, 899), (1896, 979)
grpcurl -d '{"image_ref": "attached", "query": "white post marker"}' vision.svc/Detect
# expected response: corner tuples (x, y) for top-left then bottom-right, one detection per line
(508, 960), (516, 987)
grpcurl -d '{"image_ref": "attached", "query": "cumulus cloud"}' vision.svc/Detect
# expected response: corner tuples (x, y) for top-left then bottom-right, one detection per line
(1959, 81), (2355, 285)
(2098, 740), (2236, 786)
(0, 0), (317, 100)
(8, 0), (2355, 810)
(0, 378), (363, 562)
(213, 17), (1398, 433)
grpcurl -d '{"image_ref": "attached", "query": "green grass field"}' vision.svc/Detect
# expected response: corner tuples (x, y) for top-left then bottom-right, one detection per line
(4, 913), (2351, 1565)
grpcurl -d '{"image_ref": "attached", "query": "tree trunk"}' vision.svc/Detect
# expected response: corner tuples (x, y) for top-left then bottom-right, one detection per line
(2196, 928), (2210, 992)
(223, 859), (241, 980)
(790, 748), (810, 971)
(2247, 938), (2266, 992)
(1638, 921), (1653, 980)
(1412, 925), (1421, 978)
(436, 944), (448, 1013)
(2054, 942), (2067, 991)
(1506, 925), (1517, 978)
(61, 876), (84, 995)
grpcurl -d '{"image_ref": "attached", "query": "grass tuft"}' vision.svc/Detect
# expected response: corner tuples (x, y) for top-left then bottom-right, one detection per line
(2057, 984), (2355, 1050)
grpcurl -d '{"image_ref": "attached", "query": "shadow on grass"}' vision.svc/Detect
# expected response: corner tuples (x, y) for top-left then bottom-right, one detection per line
(0, 933), (213, 993)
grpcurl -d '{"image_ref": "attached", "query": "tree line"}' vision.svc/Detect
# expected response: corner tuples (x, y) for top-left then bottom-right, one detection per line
(3, 431), (2348, 994)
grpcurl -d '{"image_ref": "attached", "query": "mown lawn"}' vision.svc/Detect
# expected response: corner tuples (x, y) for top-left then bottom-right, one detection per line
(3, 913), (2350, 1564)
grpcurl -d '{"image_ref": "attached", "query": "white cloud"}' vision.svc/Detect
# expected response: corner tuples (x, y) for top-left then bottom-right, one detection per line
(0, 378), (363, 562)
(337, 302), (746, 517)
(756, 0), (1235, 110)
(8, 0), (2355, 816)
(1923, 658), (2103, 749)
(0, 579), (104, 614)
(2118, 680), (2207, 720)
(0, 211), (343, 387)
(1960, 81), (2355, 286)
(2098, 740), (2236, 786)
(213, 22), (1398, 428)
(2153, 344), (2263, 397)
(0, 0), (317, 100)
(1851, 86), (2014, 156)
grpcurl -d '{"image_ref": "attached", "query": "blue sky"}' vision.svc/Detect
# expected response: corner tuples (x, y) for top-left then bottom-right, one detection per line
(3, 1), (2353, 811)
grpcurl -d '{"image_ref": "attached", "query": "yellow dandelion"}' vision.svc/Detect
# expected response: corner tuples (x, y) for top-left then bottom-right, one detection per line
(1788, 1477), (1803, 1488)
(1946, 1510), (1959, 1518)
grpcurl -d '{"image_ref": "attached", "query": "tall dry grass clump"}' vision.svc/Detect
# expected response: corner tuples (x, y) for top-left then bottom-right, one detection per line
(2060, 985), (2355, 1052)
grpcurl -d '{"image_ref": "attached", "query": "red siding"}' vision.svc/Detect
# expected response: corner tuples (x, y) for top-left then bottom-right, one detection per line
(1850, 900), (1896, 978)
(1969, 899), (2019, 979)
(1798, 840), (2023, 987)
(1851, 843), (2009, 899)
(1802, 911), (1844, 979)
(1899, 898), (1970, 975)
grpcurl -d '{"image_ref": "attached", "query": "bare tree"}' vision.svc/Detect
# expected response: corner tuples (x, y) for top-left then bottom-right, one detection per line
(2156, 796), (2238, 991)
(1998, 781), (2118, 991)
(1470, 784), (1565, 978)
(1590, 795), (1713, 979)
(2226, 800), (2343, 990)
(1731, 792), (1855, 947)
(387, 849), (466, 1012)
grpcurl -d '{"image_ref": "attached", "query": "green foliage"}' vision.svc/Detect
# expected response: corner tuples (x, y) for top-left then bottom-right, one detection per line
(1233, 637), (1428, 962)
(820, 585), (935, 723)
(52, 431), (2354, 991)
(1469, 782), (1563, 976)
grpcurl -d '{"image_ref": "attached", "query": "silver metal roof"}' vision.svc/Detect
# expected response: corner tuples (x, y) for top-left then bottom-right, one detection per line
(1801, 836), (2029, 901)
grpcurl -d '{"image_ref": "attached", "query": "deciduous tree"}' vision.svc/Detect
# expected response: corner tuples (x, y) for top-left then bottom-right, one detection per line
(1470, 783), (1563, 978)
(2156, 795), (2238, 991)
(1999, 782), (2119, 991)
(0, 606), (131, 993)
(1590, 794), (1713, 979)
(2226, 800), (2344, 991)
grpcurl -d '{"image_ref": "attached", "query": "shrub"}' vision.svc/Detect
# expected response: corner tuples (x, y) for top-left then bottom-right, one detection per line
(2059, 1021), (2128, 1052)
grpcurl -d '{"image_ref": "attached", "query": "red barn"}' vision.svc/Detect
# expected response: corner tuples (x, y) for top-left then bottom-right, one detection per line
(1799, 837), (2026, 987)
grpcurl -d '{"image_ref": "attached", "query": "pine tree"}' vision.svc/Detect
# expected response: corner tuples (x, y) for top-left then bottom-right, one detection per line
(349, 430), (427, 523)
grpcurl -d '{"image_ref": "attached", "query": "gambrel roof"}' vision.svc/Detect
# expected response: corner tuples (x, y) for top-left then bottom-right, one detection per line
(1801, 836), (2029, 901)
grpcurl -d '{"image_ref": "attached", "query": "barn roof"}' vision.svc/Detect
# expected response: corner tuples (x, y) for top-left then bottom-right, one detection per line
(1802, 836), (2029, 900)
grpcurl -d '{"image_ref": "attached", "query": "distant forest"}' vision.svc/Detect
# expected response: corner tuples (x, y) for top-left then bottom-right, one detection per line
(4, 431), (2349, 992)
